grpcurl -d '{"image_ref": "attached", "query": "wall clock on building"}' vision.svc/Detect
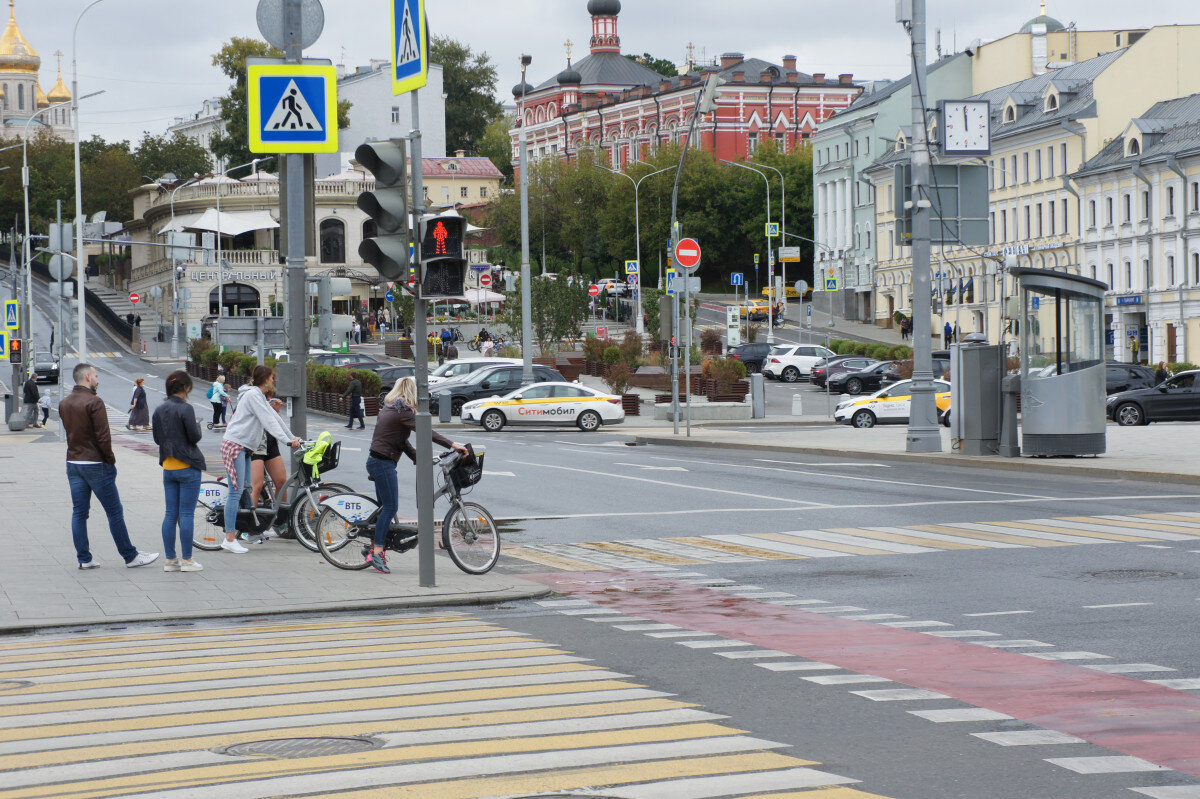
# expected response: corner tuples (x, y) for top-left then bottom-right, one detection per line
(939, 100), (991, 155)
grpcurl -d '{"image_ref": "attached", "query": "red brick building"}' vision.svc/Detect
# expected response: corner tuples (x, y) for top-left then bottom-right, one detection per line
(510, 0), (864, 170)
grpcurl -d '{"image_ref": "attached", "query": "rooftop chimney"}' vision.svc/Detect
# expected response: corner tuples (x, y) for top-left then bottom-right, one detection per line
(659, 78), (672, 91)
(839, 73), (854, 85)
(455, 149), (466, 158)
(732, 70), (745, 82)
(760, 70), (774, 82)
(720, 52), (745, 69)
(812, 72), (826, 84)
(782, 55), (797, 71)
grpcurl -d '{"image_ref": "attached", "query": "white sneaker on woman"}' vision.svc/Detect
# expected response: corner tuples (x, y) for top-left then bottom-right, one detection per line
(220, 539), (249, 554)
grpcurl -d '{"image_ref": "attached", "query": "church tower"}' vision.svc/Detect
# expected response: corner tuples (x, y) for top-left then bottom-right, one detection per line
(587, 0), (621, 54)
(0, 1), (72, 140)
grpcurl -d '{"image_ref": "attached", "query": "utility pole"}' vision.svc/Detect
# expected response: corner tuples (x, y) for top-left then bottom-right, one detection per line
(282, 0), (308, 437)
(517, 55), (534, 385)
(902, 0), (942, 452)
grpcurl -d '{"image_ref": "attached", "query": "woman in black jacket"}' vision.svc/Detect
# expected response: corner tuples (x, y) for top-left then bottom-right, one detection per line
(366, 377), (466, 574)
(151, 371), (207, 572)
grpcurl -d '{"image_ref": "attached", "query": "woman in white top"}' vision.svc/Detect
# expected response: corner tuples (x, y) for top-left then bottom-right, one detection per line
(219, 366), (300, 553)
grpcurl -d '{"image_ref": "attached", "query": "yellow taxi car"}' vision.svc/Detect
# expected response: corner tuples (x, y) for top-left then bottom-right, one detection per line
(461, 382), (625, 432)
(761, 285), (812, 301)
(834, 379), (952, 428)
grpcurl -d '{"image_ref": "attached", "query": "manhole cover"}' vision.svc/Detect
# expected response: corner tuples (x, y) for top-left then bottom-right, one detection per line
(219, 737), (381, 759)
(0, 680), (33, 691)
(1085, 569), (1187, 580)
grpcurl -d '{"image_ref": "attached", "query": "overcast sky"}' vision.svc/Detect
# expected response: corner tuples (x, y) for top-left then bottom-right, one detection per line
(24, 0), (1197, 145)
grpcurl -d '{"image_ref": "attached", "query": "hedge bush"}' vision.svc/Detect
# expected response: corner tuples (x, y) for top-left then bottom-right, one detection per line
(602, 346), (621, 365)
(1167, 362), (1198, 374)
(349, 369), (382, 396)
(887, 345), (913, 360)
(866, 344), (892, 361)
(187, 337), (214, 363)
(619, 331), (643, 367)
(238, 354), (257, 376)
(218, 350), (242, 372)
(200, 349), (219, 367)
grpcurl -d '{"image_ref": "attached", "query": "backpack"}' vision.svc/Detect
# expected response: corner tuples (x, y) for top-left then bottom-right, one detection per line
(206, 384), (217, 401)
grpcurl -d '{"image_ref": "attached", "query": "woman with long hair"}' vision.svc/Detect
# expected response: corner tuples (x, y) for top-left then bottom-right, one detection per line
(220, 366), (300, 554)
(248, 391), (290, 543)
(365, 377), (467, 573)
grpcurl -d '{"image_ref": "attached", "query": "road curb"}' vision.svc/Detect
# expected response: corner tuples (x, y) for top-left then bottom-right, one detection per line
(632, 433), (1200, 487)
(0, 583), (553, 638)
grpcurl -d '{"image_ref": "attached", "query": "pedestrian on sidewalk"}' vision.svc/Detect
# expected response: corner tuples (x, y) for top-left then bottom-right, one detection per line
(1155, 361), (1172, 384)
(220, 366), (300, 554)
(340, 374), (365, 430)
(207, 375), (228, 427)
(152, 370), (205, 573)
(248, 392), (290, 543)
(60, 363), (159, 570)
(38, 391), (52, 426)
(943, 321), (953, 348)
(444, 340), (459, 361)
(127, 378), (150, 431)
(134, 314), (141, 327)
(22, 372), (40, 428)
(365, 377), (467, 573)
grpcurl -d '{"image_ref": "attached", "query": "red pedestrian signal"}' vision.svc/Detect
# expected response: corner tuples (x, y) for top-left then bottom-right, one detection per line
(9, 338), (21, 365)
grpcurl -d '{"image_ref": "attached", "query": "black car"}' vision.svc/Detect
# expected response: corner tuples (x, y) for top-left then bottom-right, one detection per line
(728, 342), (773, 373)
(31, 352), (59, 384)
(1106, 370), (1200, 426)
(1105, 362), (1157, 395)
(374, 365), (416, 402)
(311, 353), (393, 373)
(811, 357), (878, 389)
(429, 364), (565, 416)
(827, 360), (901, 395)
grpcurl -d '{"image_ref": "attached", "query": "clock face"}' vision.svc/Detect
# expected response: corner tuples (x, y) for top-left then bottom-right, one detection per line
(942, 101), (991, 154)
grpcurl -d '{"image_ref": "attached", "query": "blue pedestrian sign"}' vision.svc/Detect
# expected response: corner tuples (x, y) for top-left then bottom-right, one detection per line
(825, 277), (839, 291)
(730, 272), (744, 287)
(1031, 296), (1040, 310)
(385, 291), (395, 303)
(624, 259), (639, 275)
(765, 222), (780, 237)
(0, 331), (6, 360)
(247, 61), (338, 154)
(4, 299), (17, 330)
(666, 268), (677, 296)
(392, 0), (429, 95)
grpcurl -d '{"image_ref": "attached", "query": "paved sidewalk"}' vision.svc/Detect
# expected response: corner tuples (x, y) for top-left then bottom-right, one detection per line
(0, 435), (548, 635)
(618, 419), (1200, 485)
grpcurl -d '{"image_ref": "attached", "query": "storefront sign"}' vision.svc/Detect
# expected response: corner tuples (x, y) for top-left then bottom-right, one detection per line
(189, 269), (281, 283)
(1115, 295), (1142, 306)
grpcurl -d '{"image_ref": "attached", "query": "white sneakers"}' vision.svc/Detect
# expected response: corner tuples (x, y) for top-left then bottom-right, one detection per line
(164, 558), (181, 572)
(125, 552), (160, 568)
(221, 539), (249, 554)
(165, 557), (203, 572)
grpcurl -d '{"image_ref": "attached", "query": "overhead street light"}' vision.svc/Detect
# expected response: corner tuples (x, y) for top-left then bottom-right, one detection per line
(723, 159), (775, 343)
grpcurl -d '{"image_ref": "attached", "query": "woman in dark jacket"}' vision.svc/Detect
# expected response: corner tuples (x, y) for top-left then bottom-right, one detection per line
(151, 371), (206, 572)
(366, 377), (466, 574)
(128, 377), (150, 431)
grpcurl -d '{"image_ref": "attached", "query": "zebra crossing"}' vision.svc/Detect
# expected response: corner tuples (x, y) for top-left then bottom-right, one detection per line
(504, 512), (1200, 572)
(0, 613), (892, 798)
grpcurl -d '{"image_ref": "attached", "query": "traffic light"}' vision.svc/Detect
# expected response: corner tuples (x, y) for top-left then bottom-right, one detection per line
(356, 140), (410, 282)
(9, 338), (21, 365)
(419, 214), (467, 298)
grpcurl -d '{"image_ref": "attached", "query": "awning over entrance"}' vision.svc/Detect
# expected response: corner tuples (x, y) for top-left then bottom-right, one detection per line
(461, 288), (506, 306)
(190, 209), (279, 236)
(155, 213), (205, 235)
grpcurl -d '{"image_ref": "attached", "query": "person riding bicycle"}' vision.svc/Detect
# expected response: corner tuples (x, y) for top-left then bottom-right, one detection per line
(366, 376), (467, 574)
(220, 366), (300, 554)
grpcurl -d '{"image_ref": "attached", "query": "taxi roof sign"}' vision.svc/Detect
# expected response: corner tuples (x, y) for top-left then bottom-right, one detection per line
(248, 61), (338, 154)
(392, 0), (429, 95)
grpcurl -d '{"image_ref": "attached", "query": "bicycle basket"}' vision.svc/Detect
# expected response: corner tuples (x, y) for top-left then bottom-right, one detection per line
(449, 448), (484, 490)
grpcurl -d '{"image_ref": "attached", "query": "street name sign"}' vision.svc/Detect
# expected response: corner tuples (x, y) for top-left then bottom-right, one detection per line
(248, 61), (339, 154)
(392, 0), (428, 95)
(673, 238), (701, 272)
(779, 246), (801, 262)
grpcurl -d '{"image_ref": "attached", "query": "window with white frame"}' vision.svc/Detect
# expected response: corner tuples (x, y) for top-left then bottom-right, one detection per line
(748, 132), (759, 152)
(1106, 197), (1114, 226)
(1143, 190), (1151, 220)
(1168, 185), (1176, 216)
(460, 186), (468, 198)
(1047, 146), (1055, 178)
(1049, 201), (1056, 235)
(1035, 150), (1042, 181)
(1194, 252), (1200, 283)
(480, 186), (488, 198)
(1062, 199), (1068, 234)
(1123, 194), (1131, 222)
(1022, 152), (1030, 183)
(1107, 263), (1114, 288)
(1125, 261), (1133, 289)
(1169, 255), (1176, 285)
(391, 107), (401, 124)
(1060, 142), (1068, 171)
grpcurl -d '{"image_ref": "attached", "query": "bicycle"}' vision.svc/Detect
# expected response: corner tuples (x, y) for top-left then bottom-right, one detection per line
(313, 446), (500, 574)
(194, 438), (354, 552)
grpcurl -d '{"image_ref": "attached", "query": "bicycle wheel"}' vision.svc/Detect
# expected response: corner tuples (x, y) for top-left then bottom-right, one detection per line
(192, 504), (224, 551)
(291, 482), (355, 552)
(441, 501), (500, 574)
(315, 506), (373, 570)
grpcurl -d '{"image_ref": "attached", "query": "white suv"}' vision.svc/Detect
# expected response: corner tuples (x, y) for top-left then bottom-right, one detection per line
(762, 344), (836, 382)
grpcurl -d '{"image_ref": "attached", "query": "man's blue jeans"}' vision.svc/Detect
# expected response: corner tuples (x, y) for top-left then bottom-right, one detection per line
(224, 448), (251, 534)
(366, 456), (399, 548)
(162, 467), (202, 560)
(67, 462), (138, 565)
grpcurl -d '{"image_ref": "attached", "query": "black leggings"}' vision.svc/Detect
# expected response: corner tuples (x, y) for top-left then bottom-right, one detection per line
(211, 402), (223, 426)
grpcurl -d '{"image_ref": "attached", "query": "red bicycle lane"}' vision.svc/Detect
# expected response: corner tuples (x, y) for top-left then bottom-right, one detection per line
(527, 570), (1200, 778)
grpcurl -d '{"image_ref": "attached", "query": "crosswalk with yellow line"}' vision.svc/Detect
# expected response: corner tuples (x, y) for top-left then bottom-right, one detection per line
(0, 613), (891, 798)
(504, 512), (1200, 572)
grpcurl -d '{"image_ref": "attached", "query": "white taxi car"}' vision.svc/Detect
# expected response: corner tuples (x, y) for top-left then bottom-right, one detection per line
(834, 379), (951, 428)
(461, 382), (626, 432)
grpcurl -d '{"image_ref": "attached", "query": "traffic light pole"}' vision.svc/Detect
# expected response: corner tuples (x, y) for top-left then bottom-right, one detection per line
(283, 0), (308, 438)
(409, 90), (436, 588)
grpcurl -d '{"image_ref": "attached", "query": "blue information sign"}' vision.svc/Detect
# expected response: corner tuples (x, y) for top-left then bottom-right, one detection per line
(385, 291), (395, 303)
(730, 272), (744, 287)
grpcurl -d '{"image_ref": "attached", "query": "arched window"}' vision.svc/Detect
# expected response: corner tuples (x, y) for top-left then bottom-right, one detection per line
(1004, 105), (1016, 123)
(209, 283), (260, 316)
(320, 218), (346, 264)
(1127, 138), (1141, 156)
(1045, 94), (1058, 112)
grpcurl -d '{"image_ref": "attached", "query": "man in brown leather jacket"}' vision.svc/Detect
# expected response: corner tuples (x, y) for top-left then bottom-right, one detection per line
(59, 362), (158, 570)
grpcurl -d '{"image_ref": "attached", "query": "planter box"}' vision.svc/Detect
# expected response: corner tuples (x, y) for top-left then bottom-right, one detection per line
(654, 393), (673, 405)
(621, 394), (641, 416)
(709, 393), (747, 403)
(557, 364), (583, 382)
(385, 340), (410, 359)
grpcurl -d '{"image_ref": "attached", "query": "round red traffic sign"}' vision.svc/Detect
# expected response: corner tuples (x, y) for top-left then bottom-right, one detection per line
(588, 284), (600, 297)
(129, 292), (140, 304)
(479, 273), (492, 287)
(673, 238), (701, 271)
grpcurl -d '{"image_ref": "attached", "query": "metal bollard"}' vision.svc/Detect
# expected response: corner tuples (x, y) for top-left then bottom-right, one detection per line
(792, 394), (803, 416)
(437, 390), (451, 424)
(998, 374), (1021, 457)
(749, 372), (766, 418)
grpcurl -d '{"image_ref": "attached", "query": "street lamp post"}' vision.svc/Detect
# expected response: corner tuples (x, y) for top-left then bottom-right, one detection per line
(517, 55), (534, 385)
(600, 163), (673, 337)
(785, 231), (836, 342)
(753, 161), (786, 286)
(168, 177), (202, 359)
(72, 0), (110, 367)
(724, 159), (774, 343)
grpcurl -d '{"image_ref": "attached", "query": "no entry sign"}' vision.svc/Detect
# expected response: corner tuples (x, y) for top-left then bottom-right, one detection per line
(673, 238), (701, 272)
(479, 273), (492, 287)
(588, 284), (600, 297)
(129, 292), (140, 304)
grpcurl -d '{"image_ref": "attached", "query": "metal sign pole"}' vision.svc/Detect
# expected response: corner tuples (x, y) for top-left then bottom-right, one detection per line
(283, 0), (308, 437)
(410, 90), (435, 588)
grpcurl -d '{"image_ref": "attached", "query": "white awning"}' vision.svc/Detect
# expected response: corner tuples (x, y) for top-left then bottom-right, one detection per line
(462, 288), (506, 306)
(155, 213), (204, 235)
(189, 209), (279, 236)
(241, 171), (279, 182)
(195, 174), (240, 185)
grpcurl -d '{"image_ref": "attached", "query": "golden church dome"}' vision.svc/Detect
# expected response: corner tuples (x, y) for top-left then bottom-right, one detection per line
(0, 1), (41, 75)
(48, 68), (69, 103)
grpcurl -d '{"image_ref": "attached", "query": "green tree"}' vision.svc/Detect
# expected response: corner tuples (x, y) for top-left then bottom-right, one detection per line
(210, 38), (350, 173)
(431, 36), (502, 155)
(478, 114), (514, 181)
(132, 132), (213, 183)
(499, 275), (589, 356)
(632, 53), (678, 78)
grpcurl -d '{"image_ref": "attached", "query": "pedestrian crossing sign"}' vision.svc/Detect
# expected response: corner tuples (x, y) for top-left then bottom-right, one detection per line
(625, 260), (639, 275)
(4, 299), (16, 330)
(392, 0), (429, 95)
(825, 277), (839, 291)
(0, 331), (6, 359)
(247, 61), (339, 154)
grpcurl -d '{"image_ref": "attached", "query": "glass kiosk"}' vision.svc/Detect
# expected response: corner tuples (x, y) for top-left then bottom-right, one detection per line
(1011, 267), (1107, 456)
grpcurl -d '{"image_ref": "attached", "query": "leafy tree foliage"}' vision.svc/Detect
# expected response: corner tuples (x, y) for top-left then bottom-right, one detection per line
(133, 132), (212, 183)
(499, 274), (590, 356)
(478, 114), (514, 181)
(431, 36), (502, 155)
(632, 53), (678, 78)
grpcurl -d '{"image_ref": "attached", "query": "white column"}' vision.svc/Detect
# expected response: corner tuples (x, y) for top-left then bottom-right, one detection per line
(844, 177), (854, 249)
(817, 183), (826, 249)
(834, 180), (844, 250)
